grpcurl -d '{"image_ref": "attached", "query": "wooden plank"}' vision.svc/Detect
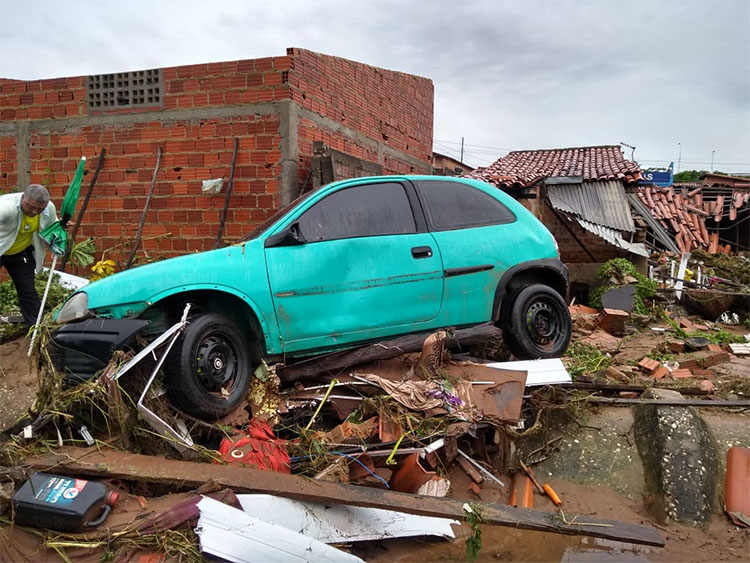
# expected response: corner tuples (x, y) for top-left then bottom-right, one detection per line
(23, 447), (665, 547)
(278, 323), (502, 381)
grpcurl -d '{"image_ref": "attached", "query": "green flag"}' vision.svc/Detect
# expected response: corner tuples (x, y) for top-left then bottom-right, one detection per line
(39, 156), (86, 256)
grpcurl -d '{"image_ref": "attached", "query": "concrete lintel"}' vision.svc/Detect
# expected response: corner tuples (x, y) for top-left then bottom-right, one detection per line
(297, 107), (430, 173)
(0, 103), (280, 134)
(278, 100), (299, 206)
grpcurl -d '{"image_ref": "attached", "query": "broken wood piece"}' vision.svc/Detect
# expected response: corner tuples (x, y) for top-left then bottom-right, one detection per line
(456, 456), (484, 484)
(458, 449), (504, 487)
(24, 448), (665, 546)
(518, 459), (544, 494)
(278, 323), (502, 381)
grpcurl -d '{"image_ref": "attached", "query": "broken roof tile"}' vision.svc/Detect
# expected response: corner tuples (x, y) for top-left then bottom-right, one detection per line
(466, 145), (641, 189)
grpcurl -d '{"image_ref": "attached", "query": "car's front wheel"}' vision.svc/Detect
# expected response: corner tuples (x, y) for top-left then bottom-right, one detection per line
(503, 284), (571, 359)
(165, 313), (253, 420)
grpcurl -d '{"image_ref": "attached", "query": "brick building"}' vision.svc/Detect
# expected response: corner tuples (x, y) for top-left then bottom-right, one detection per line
(0, 48), (434, 271)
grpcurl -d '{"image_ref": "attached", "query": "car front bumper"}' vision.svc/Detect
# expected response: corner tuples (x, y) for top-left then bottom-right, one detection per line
(50, 319), (150, 382)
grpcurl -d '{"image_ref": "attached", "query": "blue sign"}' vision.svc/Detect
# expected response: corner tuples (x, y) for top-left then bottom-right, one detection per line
(639, 163), (673, 187)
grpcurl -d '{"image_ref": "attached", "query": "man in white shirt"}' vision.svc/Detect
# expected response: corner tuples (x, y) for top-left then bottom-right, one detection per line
(0, 185), (58, 327)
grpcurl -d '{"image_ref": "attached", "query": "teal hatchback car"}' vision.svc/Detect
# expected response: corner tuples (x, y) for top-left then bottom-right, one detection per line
(53, 176), (571, 419)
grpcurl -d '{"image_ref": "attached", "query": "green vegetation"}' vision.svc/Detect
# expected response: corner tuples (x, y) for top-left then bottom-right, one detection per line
(673, 170), (725, 182)
(464, 503), (485, 562)
(589, 258), (657, 315)
(564, 342), (611, 380)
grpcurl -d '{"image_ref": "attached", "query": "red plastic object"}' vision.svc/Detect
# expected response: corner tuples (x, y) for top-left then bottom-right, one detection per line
(726, 447), (750, 527)
(217, 419), (291, 473)
(389, 452), (436, 493)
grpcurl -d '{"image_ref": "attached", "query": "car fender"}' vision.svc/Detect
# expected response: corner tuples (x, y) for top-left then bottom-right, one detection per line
(146, 284), (277, 353)
(492, 258), (569, 320)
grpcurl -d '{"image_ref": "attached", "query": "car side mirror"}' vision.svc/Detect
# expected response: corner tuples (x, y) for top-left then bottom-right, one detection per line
(264, 222), (306, 248)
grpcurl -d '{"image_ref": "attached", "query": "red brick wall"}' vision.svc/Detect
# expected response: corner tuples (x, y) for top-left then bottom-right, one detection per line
(0, 135), (17, 189)
(288, 48), (434, 176)
(24, 115), (281, 275)
(1, 49), (434, 278)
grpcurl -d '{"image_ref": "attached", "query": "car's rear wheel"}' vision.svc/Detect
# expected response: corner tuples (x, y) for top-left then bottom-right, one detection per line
(503, 284), (571, 359)
(165, 313), (253, 420)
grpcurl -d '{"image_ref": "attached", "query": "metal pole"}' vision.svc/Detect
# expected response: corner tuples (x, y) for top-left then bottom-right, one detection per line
(711, 150), (715, 172)
(677, 143), (682, 173)
(460, 137), (464, 163)
(28, 254), (58, 357)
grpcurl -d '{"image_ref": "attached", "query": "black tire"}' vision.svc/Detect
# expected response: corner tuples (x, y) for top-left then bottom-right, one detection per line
(504, 284), (571, 359)
(165, 313), (253, 420)
(499, 286), (522, 353)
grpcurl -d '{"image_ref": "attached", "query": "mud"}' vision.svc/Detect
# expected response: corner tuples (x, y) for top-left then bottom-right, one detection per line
(0, 337), (38, 430)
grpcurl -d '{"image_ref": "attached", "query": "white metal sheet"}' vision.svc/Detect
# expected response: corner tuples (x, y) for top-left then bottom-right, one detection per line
(486, 358), (571, 386)
(237, 494), (458, 543)
(196, 496), (363, 563)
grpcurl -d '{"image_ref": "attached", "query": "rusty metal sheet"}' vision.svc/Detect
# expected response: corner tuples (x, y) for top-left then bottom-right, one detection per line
(445, 363), (526, 423)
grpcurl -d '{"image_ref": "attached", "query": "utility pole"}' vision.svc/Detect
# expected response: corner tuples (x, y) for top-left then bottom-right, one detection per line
(677, 142), (682, 173)
(711, 150), (715, 172)
(460, 137), (464, 163)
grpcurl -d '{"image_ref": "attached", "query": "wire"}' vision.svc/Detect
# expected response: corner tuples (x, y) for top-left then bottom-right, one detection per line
(289, 451), (391, 488)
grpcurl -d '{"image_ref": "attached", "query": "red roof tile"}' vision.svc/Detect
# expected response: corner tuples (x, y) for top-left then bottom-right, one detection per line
(636, 184), (750, 253)
(467, 145), (641, 188)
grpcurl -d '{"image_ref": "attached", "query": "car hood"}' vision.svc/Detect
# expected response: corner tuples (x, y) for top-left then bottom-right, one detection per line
(75, 244), (254, 315)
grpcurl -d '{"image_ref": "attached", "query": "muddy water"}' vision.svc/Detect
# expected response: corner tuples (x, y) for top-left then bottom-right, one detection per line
(367, 525), (652, 562)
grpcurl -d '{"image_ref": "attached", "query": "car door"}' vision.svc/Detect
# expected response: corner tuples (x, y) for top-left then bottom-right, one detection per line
(412, 178), (519, 326)
(265, 179), (443, 353)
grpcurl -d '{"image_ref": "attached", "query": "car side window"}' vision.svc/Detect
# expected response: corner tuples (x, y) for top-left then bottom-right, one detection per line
(415, 180), (516, 231)
(297, 182), (417, 242)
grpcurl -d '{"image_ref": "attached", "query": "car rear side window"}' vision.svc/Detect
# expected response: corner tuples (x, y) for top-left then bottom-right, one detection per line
(415, 180), (516, 231)
(298, 182), (417, 242)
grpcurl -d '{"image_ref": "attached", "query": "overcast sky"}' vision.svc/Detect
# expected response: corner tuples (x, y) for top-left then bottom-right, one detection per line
(2, 0), (748, 173)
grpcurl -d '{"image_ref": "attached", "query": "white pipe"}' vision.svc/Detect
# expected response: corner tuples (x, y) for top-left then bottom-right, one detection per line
(28, 254), (58, 357)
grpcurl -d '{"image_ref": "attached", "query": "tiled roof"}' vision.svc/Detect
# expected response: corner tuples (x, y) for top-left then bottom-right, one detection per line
(467, 145), (641, 188)
(636, 184), (750, 253)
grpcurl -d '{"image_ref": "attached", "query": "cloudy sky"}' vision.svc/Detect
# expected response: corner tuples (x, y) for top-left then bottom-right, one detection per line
(2, 0), (748, 173)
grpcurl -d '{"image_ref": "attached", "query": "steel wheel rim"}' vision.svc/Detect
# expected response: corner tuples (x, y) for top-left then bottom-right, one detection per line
(524, 296), (566, 349)
(193, 331), (240, 396)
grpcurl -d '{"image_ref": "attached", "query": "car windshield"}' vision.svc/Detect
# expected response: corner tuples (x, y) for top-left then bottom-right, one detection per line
(241, 187), (319, 241)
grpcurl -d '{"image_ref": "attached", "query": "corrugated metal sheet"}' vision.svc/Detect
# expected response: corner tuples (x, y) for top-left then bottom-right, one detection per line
(627, 193), (680, 254)
(577, 218), (649, 257)
(547, 180), (635, 232)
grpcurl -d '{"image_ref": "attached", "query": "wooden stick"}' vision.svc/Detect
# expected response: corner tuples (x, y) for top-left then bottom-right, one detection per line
(278, 323), (502, 381)
(125, 146), (162, 270)
(24, 447), (665, 547)
(61, 148), (106, 272)
(214, 137), (239, 249)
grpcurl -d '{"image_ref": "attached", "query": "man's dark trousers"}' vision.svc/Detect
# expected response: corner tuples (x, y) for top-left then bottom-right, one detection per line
(0, 246), (41, 327)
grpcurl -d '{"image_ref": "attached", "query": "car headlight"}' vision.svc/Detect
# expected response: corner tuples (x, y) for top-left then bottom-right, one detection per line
(56, 292), (90, 323)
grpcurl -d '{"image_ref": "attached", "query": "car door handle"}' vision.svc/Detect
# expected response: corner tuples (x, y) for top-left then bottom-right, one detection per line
(411, 246), (433, 259)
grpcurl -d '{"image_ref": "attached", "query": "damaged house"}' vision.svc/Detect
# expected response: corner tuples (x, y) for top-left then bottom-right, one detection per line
(467, 145), (648, 293)
(632, 172), (750, 254)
